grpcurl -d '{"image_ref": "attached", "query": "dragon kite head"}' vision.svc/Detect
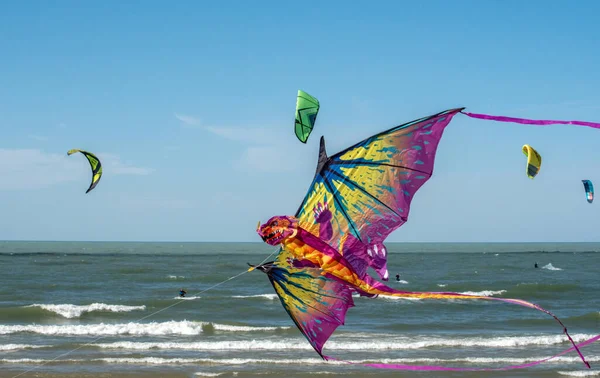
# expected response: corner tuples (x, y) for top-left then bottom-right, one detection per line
(257, 215), (299, 246)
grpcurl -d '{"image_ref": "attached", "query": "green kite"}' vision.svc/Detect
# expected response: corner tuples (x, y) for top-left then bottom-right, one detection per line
(294, 90), (320, 143)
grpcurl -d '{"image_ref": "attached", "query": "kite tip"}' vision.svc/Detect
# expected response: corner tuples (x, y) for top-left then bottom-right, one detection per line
(256, 221), (261, 232)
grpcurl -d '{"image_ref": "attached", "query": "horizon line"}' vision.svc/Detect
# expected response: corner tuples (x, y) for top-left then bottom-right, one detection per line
(1, 240), (599, 244)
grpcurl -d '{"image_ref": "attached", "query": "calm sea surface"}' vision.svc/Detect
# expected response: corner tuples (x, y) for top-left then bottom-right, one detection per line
(1, 241), (600, 378)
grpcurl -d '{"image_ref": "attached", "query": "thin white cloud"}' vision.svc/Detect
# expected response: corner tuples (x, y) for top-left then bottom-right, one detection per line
(0, 149), (81, 190)
(176, 111), (307, 172)
(0, 149), (153, 190)
(28, 134), (48, 141)
(174, 113), (201, 127)
(175, 110), (288, 144)
(99, 153), (154, 176)
(57, 123), (67, 129)
(204, 126), (277, 145)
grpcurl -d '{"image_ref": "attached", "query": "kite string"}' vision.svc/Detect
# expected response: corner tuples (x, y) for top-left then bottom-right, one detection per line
(10, 247), (280, 378)
(255, 247), (280, 267)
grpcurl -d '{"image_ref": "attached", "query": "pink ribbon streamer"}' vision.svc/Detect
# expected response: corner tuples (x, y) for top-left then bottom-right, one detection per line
(461, 111), (600, 129)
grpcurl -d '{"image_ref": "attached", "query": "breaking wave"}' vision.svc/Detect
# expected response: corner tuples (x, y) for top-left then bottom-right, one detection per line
(0, 320), (291, 336)
(543, 263), (563, 271)
(85, 333), (596, 351)
(25, 303), (146, 319)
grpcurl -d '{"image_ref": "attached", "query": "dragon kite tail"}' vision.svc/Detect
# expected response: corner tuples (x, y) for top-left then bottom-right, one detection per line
(357, 276), (591, 368)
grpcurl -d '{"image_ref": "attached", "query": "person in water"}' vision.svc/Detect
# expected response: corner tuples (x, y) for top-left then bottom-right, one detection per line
(395, 274), (400, 281)
(179, 289), (187, 297)
(534, 262), (539, 268)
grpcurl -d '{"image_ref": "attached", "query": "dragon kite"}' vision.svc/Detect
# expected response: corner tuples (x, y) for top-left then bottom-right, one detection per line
(251, 107), (600, 371)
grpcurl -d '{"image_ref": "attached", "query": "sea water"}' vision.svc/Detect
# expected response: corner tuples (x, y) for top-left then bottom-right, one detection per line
(1, 241), (599, 378)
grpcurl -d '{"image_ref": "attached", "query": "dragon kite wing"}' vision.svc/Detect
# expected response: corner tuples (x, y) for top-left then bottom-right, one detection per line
(67, 149), (103, 193)
(294, 107), (465, 280)
(259, 249), (354, 358)
(294, 90), (320, 143)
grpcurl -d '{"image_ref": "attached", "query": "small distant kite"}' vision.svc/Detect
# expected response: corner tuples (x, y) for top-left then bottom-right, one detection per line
(67, 149), (102, 193)
(294, 90), (320, 143)
(522, 144), (542, 179)
(582, 180), (594, 203)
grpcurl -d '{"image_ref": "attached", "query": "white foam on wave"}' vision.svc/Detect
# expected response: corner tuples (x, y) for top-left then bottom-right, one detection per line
(350, 293), (419, 301)
(194, 373), (224, 377)
(458, 290), (507, 296)
(543, 263), (562, 271)
(374, 295), (424, 302)
(397, 280), (409, 284)
(558, 372), (600, 377)
(437, 284), (447, 287)
(168, 275), (185, 279)
(210, 323), (285, 332)
(88, 333), (596, 351)
(25, 303), (146, 318)
(0, 344), (49, 351)
(3, 355), (600, 366)
(0, 320), (290, 336)
(173, 296), (201, 300)
(231, 294), (278, 300)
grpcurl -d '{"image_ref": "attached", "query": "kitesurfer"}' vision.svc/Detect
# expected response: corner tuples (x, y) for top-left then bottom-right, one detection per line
(179, 289), (187, 297)
(395, 274), (400, 281)
(534, 262), (538, 268)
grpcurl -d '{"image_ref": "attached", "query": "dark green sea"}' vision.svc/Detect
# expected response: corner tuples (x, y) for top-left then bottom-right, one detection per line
(1, 241), (599, 378)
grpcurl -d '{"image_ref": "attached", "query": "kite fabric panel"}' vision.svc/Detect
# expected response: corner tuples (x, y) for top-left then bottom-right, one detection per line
(294, 90), (320, 143)
(67, 149), (103, 193)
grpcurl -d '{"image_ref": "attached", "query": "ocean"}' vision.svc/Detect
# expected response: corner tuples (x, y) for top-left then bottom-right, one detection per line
(1, 241), (600, 378)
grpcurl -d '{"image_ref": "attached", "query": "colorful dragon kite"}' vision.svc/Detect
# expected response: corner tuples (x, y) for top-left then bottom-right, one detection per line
(251, 107), (600, 371)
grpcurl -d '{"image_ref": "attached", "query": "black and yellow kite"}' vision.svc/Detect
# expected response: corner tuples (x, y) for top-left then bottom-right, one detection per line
(67, 149), (103, 193)
(522, 144), (542, 179)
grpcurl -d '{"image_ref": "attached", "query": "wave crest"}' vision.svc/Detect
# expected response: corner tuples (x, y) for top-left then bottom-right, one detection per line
(25, 303), (146, 318)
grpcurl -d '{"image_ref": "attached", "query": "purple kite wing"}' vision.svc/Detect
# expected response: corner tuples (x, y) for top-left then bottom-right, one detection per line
(295, 108), (465, 280)
(266, 253), (355, 357)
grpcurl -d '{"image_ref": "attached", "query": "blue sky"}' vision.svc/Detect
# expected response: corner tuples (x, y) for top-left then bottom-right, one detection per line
(1, 1), (599, 242)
